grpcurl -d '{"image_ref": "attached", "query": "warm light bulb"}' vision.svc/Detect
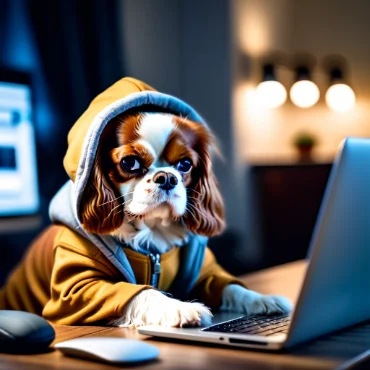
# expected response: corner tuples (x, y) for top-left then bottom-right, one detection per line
(325, 83), (356, 112)
(256, 80), (287, 108)
(290, 80), (320, 108)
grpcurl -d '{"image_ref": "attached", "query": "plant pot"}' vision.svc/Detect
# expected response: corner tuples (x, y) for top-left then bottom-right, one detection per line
(296, 144), (314, 163)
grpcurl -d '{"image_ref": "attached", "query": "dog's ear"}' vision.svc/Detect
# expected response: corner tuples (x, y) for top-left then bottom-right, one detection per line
(184, 144), (225, 237)
(79, 127), (124, 234)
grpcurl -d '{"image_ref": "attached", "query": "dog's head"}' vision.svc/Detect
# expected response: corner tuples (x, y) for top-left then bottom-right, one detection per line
(79, 112), (224, 243)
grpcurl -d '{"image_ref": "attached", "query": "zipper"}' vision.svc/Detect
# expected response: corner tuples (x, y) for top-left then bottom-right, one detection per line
(149, 253), (161, 289)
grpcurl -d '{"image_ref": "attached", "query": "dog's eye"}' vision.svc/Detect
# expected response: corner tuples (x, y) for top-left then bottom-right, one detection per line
(177, 159), (192, 173)
(121, 156), (142, 172)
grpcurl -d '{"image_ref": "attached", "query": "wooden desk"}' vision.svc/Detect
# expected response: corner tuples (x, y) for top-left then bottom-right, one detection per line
(1, 260), (369, 370)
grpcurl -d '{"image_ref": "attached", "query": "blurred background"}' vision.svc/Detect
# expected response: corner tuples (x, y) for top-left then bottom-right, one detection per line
(0, 0), (369, 285)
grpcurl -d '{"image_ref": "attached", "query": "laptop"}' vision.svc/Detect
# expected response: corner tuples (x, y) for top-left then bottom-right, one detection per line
(139, 137), (370, 350)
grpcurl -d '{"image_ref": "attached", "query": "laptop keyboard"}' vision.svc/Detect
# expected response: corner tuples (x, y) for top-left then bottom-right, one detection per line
(202, 314), (291, 336)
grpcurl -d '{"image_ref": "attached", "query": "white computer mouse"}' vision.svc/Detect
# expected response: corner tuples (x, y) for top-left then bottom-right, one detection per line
(54, 337), (160, 364)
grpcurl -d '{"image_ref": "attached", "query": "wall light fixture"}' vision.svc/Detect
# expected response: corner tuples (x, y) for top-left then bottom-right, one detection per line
(256, 64), (287, 108)
(325, 66), (355, 112)
(290, 66), (320, 108)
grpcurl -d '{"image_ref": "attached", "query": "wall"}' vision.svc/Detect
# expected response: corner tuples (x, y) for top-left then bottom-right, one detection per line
(233, 0), (370, 164)
(119, 0), (182, 97)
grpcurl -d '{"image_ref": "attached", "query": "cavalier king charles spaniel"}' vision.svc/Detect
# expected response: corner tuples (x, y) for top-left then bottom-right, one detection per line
(79, 111), (292, 328)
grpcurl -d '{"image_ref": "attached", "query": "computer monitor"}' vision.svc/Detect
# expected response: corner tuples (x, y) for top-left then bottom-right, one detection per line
(0, 69), (40, 230)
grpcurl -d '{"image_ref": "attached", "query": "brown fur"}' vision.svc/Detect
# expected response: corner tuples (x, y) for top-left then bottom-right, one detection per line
(78, 119), (124, 234)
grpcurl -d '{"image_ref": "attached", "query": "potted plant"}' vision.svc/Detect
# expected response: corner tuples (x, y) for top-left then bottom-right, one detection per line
(293, 132), (318, 162)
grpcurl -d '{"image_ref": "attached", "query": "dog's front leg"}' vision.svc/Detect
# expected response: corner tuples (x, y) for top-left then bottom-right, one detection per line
(220, 284), (293, 316)
(110, 289), (213, 328)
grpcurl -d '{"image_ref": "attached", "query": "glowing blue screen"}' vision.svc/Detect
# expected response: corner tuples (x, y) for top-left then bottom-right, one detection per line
(0, 82), (40, 216)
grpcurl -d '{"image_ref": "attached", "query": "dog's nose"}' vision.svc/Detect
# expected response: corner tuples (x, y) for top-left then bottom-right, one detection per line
(153, 171), (178, 191)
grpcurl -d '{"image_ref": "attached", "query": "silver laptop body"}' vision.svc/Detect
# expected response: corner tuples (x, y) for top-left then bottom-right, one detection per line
(139, 137), (370, 350)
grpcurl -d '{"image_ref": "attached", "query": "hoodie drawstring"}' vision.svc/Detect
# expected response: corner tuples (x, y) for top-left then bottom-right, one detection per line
(149, 253), (161, 289)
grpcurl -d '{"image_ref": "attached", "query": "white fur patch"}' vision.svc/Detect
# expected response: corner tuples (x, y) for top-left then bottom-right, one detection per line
(112, 204), (189, 254)
(221, 284), (293, 316)
(111, 113), (189, 254)
(110, 289), (213, 328)
(138, 113), (174, 161)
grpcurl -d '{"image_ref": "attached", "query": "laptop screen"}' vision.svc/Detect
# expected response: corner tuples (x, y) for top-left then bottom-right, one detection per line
(0, 73), (40, 217)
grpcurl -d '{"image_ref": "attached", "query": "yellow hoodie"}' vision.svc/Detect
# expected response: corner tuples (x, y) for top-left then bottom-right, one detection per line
(0, 77), (243, 325)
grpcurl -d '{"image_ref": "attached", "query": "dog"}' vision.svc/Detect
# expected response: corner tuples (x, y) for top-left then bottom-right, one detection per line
(79, 111), (292, 327)
(0, 77), (291, 327)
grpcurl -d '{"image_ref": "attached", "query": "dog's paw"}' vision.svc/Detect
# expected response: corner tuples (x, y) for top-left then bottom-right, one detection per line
(221, 284), (293, 316)
(110, 289), (213, 328)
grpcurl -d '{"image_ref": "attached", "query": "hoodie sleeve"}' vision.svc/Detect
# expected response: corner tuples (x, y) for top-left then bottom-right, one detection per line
(189, 247), (246, 308)
(42, 236), (151, 325)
